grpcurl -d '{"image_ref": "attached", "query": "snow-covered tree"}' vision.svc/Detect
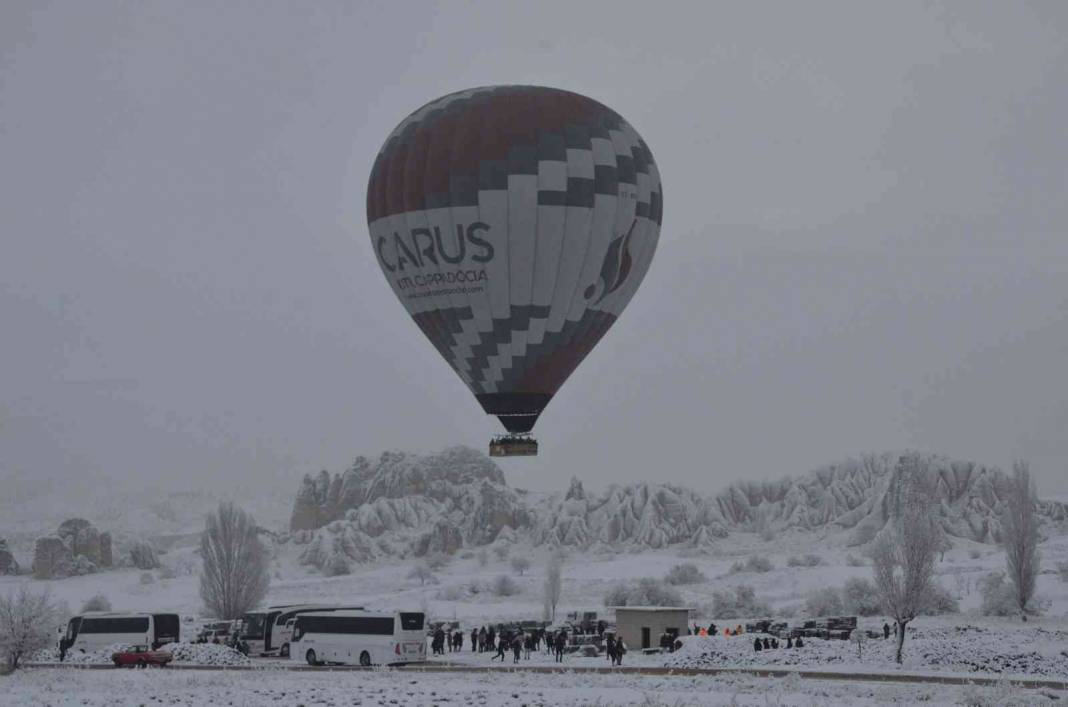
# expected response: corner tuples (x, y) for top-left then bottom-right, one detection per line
(0, 587), (67, 670)
(407, 562), (436, 586)
(871, 454), (940, 664)
(604, 578), (684, 608)
(199, 503), (270, 620)
(665, 562), (706, 585)
(491, 575), (519, 597)
(509, 556), (531, 576)
(80, 594), (111, 612)
(1002, 460), (1041, 617)
(543, 554), (563, 622)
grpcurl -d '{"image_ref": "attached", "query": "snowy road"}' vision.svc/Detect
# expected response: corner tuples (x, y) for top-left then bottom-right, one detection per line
(21, 661), (1068, 692)
(4, 665), (1064, 706)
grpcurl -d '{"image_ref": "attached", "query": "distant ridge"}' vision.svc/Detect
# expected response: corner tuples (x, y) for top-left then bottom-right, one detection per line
(287, 448), (1067, 573)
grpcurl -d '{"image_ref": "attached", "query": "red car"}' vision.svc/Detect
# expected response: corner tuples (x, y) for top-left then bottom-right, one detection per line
(111, 645), (173, 668)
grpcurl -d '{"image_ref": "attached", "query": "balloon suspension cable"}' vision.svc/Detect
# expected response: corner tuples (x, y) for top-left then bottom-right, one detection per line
(488, 433), (539, 457)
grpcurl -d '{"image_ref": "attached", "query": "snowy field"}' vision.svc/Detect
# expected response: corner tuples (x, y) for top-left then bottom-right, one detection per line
(4, 526), (1067, 628)
(4, 522), (1067, 706)
(2, 666), (1064, 707)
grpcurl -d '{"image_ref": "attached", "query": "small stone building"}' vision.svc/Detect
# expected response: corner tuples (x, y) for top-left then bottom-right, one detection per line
(610, 606), (692, 651)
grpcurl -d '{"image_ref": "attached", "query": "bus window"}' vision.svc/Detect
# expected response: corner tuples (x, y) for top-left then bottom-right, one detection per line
(399, 613), (425, 631)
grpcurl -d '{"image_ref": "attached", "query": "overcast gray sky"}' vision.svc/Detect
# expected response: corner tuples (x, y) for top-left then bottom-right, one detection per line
(2, 1), (1066, 500)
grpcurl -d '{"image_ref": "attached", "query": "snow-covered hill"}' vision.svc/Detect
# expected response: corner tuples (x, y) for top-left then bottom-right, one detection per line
(288, 448), (1068, 573)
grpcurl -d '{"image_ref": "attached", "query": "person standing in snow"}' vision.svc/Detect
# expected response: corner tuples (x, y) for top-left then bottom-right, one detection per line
(493, 635), (508, 661)
(471, 628), (478, 651)
(796, 636), (805, 648)
(883, 622), (891, 640)
(554, 630), (567, 662)
(613, 638), (626, 666)
(605, 634), (616, 662)
(754, 637), (763, 652)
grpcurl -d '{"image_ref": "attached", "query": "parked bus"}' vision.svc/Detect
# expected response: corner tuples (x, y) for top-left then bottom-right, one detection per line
(59, 612), (180, 656)
(237, 604), (363, 656)
(289, 610), (425, 666)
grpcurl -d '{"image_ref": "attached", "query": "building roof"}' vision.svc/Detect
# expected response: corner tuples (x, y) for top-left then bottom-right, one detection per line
(608, 606), (694, 612)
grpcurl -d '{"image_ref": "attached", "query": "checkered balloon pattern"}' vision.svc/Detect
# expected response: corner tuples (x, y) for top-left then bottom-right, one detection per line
(367, 86), (662, 432)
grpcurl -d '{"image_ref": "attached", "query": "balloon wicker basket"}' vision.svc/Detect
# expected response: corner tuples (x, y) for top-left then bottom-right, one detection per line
(489, 434), (538, 457)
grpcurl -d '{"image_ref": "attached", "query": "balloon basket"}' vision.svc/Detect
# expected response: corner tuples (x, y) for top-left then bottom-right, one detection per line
(488, 434), (538, 457)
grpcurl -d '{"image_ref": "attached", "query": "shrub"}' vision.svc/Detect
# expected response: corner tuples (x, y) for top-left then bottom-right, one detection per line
(845, 554), (866, 567)
(1057, 562), (1068, 584)
(730, 556), (774, 574)
(493, 545), (510, 561)
(804, 587), (843, 617)
(510, 556), (531, 575)
(139, 572), (155, 585)
(406, 562), (436, 586)
(920, 582), (959, 615)
(665, 563), (706, 585)
(603, 578), (683, 608)
(786, 554), (823, 568)
(324, 554), (350, 577)
(491, 575), (519, 597)
(979, 571), (1018, 617)
(760, 527), (777, 542)
(157, 565), (177, 580)
(425, 553), (450, 571)
(842, 577), (883, 616)
(477, 549), (489, 567)
(434, 585), (465, 601)
(710, 585), (771, 619)
(81, 594), (111, 612)
(969, 549), (983, 560)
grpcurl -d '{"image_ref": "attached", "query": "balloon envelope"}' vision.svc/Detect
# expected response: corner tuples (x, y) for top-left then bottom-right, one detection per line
(367, 85), (662, 433)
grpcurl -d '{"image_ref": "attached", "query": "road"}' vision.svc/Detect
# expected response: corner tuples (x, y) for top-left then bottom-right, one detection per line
(24, 661), (1068, 692)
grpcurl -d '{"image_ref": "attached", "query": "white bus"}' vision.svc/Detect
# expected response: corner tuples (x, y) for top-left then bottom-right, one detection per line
(289, 610), (425, 666)
(59, 612), (180, 655)
(237, 604), (364, 656)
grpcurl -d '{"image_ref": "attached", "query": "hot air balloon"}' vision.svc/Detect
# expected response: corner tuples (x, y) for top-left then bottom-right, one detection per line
(367, 86), (662, 456)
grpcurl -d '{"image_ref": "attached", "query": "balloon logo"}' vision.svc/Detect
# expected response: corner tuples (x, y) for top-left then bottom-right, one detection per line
(367, 86), (663, 452)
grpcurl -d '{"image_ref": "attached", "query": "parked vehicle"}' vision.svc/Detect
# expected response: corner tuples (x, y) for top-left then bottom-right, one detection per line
(289, 610), (425, 666)
(195, 620), (234, 643)
(236, 604), (364, 656)
(60, 612), (180, 656)
(111, 645), (173, 668)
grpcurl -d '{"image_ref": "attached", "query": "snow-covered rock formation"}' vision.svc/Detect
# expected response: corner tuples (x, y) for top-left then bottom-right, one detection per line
(289, 448), (1068, 572)
(30, 518), (114, 579)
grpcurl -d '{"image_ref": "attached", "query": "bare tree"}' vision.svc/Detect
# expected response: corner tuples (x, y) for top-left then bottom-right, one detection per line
(1002, 460), (1041, 618)
(543, 554), (563, 623)
(0, 587), (67, 670)
(871, 454), (940, 664)
(510, 556), (531, 576)
(81, 594), (111, 612)
(407, 562), (436, 586)
(199, 502), (270, 620)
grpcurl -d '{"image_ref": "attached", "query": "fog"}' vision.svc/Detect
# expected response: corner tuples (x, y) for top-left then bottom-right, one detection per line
(2, 1), (1066, 501)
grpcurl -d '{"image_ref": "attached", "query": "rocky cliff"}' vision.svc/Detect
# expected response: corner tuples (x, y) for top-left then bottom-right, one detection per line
(288, 448), (1068, 572)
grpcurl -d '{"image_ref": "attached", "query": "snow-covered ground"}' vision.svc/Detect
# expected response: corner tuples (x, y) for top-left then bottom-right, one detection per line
(4, 525), (1065, 627)
(2, 666), (1064, 706)
(4, 516), (1067, 707)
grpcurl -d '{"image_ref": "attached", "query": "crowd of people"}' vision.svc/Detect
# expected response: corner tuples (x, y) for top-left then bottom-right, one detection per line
(427, 618), (898, 664)
(429, 625), (578, 663)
